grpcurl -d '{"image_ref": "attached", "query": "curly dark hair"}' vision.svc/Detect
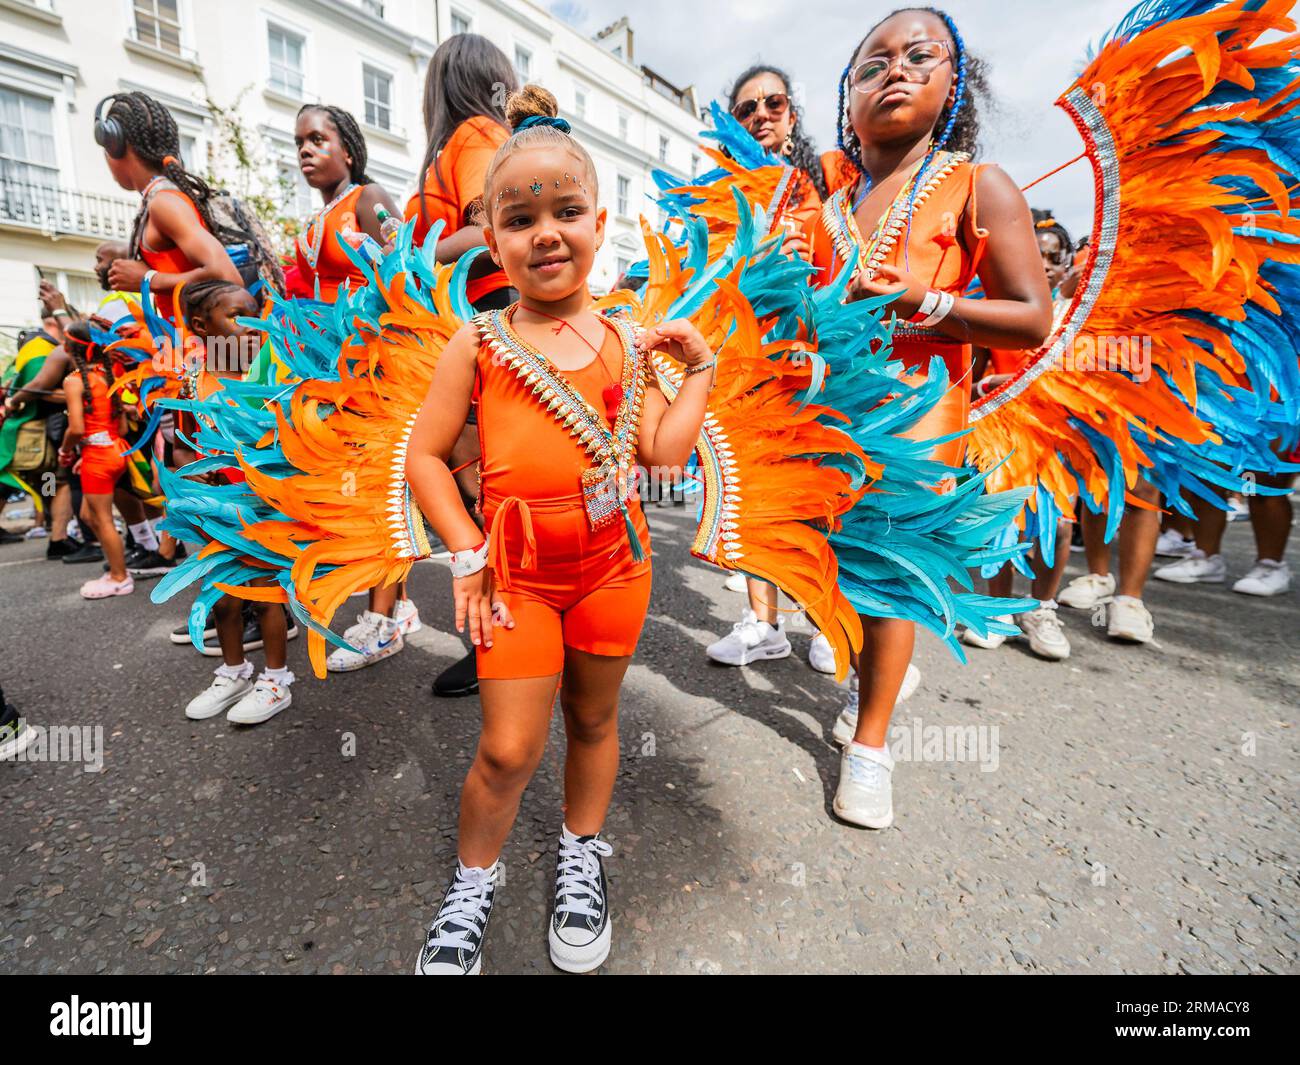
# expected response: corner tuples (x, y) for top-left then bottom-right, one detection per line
(63, 321), (121, 422)
(297, 104), (372, 185)
(835, 7), (991, 176)
(107, 92), (222, 259)
(726, 64), (828, 199)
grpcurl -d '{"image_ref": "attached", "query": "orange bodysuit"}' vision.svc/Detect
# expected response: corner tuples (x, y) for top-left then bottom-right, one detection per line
(138, 179), (210, 318)
(812, 153), (988, 467)
(74, 369), (127, 494)
(471, 306), (653, 680)
(294, 184), (369, 301)
(404, 116), (510, 306)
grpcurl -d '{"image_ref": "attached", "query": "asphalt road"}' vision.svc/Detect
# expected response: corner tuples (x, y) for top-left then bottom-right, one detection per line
(1, 502), (1296, 974)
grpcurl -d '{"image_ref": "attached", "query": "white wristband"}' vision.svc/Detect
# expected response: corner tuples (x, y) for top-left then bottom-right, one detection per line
(449, 538), (489, 578)
(918, 290), (955, 328)
(143, 269), (158, 290)
(911, 289), (940, 322)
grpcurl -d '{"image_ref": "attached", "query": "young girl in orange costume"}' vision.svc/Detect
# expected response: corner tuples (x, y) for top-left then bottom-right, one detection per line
(59, 322), (133, 600)
(814, 7), (1052, 829)
(405, 87), (715, 976)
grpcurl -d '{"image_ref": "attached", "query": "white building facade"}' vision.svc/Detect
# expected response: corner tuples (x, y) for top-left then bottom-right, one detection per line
(0, 0), (706, 349)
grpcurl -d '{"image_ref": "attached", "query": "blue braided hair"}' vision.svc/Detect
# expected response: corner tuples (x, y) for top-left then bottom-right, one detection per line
(835, 8), (988, 256)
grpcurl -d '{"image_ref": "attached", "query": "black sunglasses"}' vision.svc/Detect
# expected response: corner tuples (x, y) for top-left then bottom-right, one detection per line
(731, 92), (790, 123)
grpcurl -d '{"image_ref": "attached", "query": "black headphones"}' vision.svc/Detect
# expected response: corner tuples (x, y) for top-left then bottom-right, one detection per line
(93, 95), (126, 159)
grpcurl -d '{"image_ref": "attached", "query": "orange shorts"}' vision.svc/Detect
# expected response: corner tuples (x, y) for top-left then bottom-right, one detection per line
(80, 440), (128, 494)
(476, 492), (653, 680)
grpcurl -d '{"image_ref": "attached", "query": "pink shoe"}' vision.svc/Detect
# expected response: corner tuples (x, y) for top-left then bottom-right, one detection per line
(80, 573), (134, 599)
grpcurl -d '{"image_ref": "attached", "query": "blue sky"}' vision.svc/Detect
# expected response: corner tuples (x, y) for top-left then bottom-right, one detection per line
(549, 0), (1139, 238)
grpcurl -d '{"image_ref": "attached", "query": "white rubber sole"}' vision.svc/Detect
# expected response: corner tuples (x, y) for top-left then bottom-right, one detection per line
(549, 918), (612, 973)
(414, 951), (482, 975)
(171, 628), (215, 646)
(1107, 626), (1152, 644)
(185, 686), (252, 720)
(831, 798), (893, 830)
(1026, 638), (1070, 661)
(1232, 583), (1290, 598)
(706, 640), (792, 667)
(960, 631), (1007, 650)
(1154, 571), (1225, 585)
(226, 690), (292, 726)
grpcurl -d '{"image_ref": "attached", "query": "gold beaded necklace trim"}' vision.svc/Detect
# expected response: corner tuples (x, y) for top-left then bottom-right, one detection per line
(473, 305), (649, 530)
(822, 150), (970, 281)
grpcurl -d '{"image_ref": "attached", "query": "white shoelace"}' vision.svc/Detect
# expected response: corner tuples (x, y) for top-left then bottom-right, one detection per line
(424, 868), (495, 952)
(845, 749), (889, 789)
(555, 837), (613, 920)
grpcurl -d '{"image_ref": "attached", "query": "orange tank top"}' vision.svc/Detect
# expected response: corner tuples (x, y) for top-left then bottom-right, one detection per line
(813, 154), (988, 380)
(138, 181), (209, 317)
(474, 310), (645, 505)
(295, 184), (368, 301)
(78, 368), (121, 440)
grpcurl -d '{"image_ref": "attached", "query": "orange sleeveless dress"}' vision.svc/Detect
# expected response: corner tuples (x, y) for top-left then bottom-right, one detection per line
(75, 370), (127, 494)
(471, 307), (653, 679)
(812, 154), (989, 467)
(294, 184), (369, 301)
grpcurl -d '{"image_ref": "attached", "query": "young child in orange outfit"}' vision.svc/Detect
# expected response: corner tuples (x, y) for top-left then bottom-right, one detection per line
(404, 86), (715, 976)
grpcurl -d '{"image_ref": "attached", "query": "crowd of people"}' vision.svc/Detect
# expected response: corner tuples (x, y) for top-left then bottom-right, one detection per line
(1, 1), (1295, 977)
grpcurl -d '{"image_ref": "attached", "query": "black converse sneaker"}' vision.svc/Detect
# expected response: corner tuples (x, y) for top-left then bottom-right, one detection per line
(549, 826), (613, 973)
(415, 861), (500, 975)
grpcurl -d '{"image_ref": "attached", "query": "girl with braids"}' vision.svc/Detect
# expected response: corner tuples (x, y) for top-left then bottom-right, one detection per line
(288, 104), (420, 670)
(814, 8), (1052, 829)
(705, 64), (834, 673)
(58, 323), (133, 599)
(96, 92), (242, 318)
(290, 104), (400, 301)
(404, 33), (517, 311)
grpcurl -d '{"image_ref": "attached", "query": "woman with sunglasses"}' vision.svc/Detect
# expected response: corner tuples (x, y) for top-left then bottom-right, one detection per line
(704, 65), (836, 671)
(813, 8), (1052, 830)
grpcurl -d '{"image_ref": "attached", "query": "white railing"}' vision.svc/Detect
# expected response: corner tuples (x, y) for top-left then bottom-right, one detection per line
(0, 178), (138, 241)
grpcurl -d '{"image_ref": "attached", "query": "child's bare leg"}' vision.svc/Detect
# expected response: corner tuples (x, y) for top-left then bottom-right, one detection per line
(559, 650), (632, 835)
(458, 673), (560, 867)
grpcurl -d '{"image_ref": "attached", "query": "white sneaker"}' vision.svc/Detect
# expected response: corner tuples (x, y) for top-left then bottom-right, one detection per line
(326, 610), (404, 672)
(393, 597), (422, 635)
(960, 613), (1013, 649)
(1232, 559), (1291, 597)
(1154, 549), (1225, 584)
(722, 571), (748, 593)
(1058, 572), (1116, 609)
(807, 632), (837, 674)
(833, 743), (895, 829)
(1107, 595), (1154, 643)
(1155, 530), (1196, 557)
(185, 673), (253, 720)
(226, 673), (294, 725)
(1019, 602), (1070, 660)
(705, 609), (791, 666)
(832, 663), (921, 747)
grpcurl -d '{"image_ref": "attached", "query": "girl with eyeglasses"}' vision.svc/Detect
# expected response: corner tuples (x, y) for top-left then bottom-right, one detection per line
(812, 7), (1053, 830)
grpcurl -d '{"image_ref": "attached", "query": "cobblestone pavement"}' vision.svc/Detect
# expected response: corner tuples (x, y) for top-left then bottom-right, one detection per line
(1, 505), (1296, 974)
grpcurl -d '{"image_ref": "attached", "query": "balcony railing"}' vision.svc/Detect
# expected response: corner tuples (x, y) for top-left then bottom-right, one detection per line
(0, 178), (138, 241)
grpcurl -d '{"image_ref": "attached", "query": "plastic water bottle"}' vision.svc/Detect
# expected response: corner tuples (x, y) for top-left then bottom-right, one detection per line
(375, 205), (401, 245)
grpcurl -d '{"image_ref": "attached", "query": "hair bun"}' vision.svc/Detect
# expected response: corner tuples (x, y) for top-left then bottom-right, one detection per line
(505, 84), (559, 131)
